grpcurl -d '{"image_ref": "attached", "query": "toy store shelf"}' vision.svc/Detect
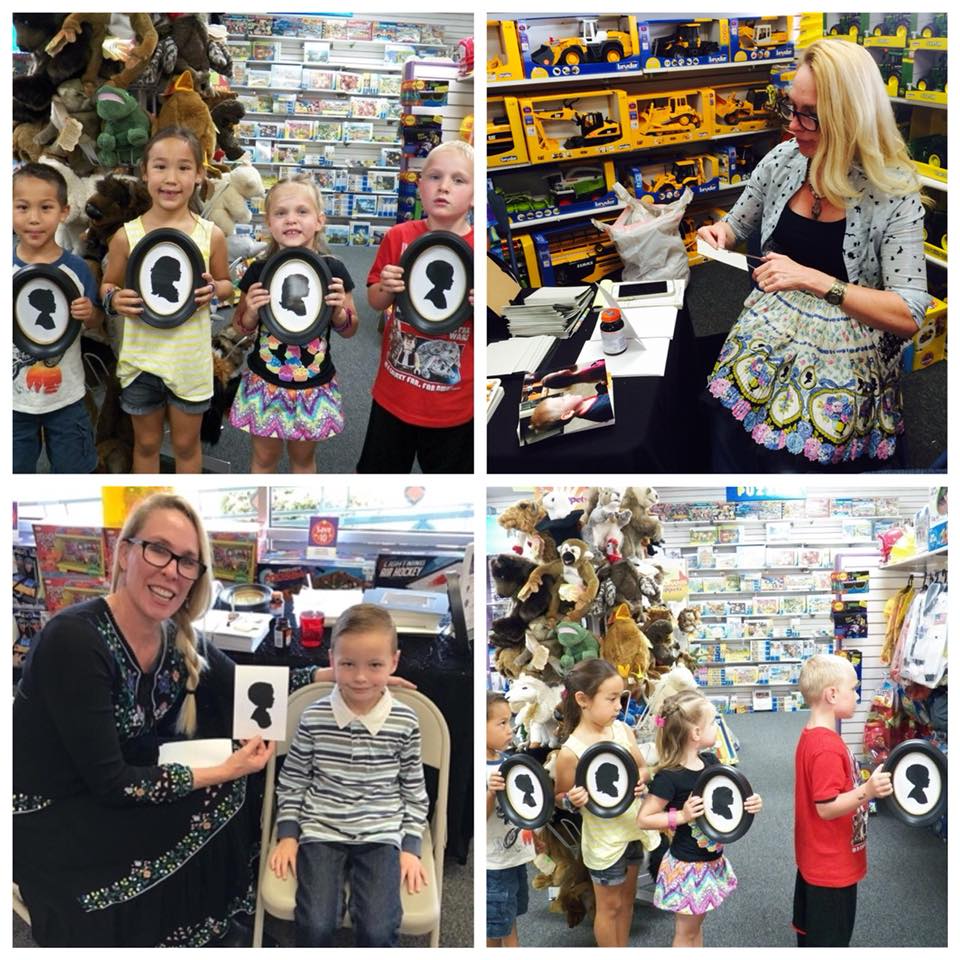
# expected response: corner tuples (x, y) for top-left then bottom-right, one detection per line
(926, 251), (947, 268)
(511, 203), (626, 231)
(702, 659), (803, 667)
(687, 565), (835, 573)
(230, 32), (449, 50)
(890, 96), (947, 110)
(697, 681), (799, 688)
(674, 538), (875, 547)
(690, 589), (833, 598)
(694, 612), (831, 620)
(880, 546), (948, 571)
(690, 636), (833, 643)
(488, 57), (794, 89)
(666, 514), (906, 524)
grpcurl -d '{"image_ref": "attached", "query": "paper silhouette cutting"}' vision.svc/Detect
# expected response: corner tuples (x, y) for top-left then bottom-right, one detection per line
(281, 274), (310, 316)
(248, 681), (275, 729)
(514, 772), (536, 808)
(151, 255), (182, 303)
(906, 763), (930, 804)
(595, 761), (621, 798)
(424, 259), (454, 309)
(711, 785), (735, 819)
(28, 288), (57, 331)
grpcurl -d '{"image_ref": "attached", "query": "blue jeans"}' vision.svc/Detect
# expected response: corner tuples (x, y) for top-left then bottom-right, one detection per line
(487, 863), (529, 938)
(13, 399), (97, 473)
(295, 841), (402, 947)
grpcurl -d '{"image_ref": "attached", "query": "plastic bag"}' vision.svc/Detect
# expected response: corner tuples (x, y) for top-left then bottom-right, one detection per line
(592, 183), (692, 283)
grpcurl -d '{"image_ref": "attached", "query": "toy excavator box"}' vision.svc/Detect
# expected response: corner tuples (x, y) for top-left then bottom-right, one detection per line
(488, 19), (525, 82)
(517, 89), (637, 164)
(712, 83), (778, 134)
(629, 154), (720, 203)
(530, 218), (623, 286)
(729, 16), (795, 61)
(640, 19), (730, 68)
(517, 16), (642, 79)
(488, 96), (529, 167)
(633, 88), (713, 149)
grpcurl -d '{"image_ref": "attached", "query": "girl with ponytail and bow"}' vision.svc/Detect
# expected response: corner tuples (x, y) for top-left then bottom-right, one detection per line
(637, 689), (763, 947)
(13, 493), (411, 947)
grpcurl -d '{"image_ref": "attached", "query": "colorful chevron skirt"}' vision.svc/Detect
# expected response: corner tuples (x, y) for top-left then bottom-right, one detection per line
(653, 849), (738, 915)
(229, 370), (345, 441)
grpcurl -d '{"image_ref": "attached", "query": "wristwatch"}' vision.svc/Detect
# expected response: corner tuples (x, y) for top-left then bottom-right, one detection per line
(825, 279), (847, 306)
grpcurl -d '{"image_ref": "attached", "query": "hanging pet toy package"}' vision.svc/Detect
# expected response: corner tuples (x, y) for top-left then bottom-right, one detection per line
(592, 184), (692, 283)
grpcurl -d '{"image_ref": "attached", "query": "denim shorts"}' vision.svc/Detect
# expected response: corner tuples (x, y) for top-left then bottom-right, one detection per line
(13, 399), (97, 473)
(589, 839), (646, 887)
(487, 863), (529, 938)
(120, 372), (210, 416)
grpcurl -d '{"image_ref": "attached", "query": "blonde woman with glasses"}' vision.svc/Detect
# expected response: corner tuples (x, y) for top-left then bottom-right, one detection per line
(12, 493), (408, 946)
(699, 38), (930, 472)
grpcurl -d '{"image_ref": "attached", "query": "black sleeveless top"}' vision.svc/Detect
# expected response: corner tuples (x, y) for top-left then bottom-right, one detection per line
(768, 204), (849, 282)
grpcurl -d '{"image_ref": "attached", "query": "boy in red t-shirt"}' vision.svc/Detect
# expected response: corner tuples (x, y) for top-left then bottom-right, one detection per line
(357, 140), (474, 473)
(793, 654), (893, 947)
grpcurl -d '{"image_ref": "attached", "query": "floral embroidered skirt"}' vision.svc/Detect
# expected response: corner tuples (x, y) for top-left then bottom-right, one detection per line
(706, 288), (905, 465)
(654, 849), (738, 915)
(13, 776), (261, 946)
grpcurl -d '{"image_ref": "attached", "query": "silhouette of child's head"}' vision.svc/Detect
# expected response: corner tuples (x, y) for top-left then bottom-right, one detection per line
(28, 287), (58, 331)
(595, 760), (620, 798)
(424, 258), (455, 309)
(514, 772), (536, 808)
(711, 785), (735, 820)
(150, 255), (182, 303)
(906, 762), (931, 804)
(281, 274), (310, 316)
(248, 681), (275, 729)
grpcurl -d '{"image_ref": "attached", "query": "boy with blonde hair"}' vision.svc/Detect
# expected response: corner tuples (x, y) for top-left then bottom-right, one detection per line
(358, 140), (474, 473)
(270, 604), (428, 946)
(793, 654), (892, 947)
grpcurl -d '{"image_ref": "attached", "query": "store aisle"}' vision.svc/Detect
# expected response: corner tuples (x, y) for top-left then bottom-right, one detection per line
(518, 710), (947, 948)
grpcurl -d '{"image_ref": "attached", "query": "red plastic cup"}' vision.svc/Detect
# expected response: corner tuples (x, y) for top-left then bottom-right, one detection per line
(299, 610), (325, 648)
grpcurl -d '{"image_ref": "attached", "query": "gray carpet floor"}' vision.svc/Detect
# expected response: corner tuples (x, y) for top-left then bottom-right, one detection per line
(12, 843), (472, 947)
(514, 710), (946, 948)
(686, 261), (947, 471)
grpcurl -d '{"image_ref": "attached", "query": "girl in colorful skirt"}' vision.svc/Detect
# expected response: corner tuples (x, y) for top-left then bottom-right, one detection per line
(637, 690), (763, 947)
(229, 174), (356, 472)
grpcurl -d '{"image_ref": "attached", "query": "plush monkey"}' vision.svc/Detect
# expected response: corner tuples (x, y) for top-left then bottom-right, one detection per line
(517, 538), (598, 623)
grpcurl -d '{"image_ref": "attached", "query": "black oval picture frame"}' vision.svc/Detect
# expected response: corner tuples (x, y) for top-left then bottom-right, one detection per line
(259, 247), (334, 346)
(497, 754), (554, 830)
(14, 264), (82, 360)
(395, 230), (472, 335)
(693, 765), (755, 844)
(125, 228), (206, 329)
(575, 741), (638, 818)
(882, 739), (947, 828)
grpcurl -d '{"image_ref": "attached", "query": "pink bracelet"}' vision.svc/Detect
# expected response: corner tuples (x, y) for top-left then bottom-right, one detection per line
(667, 808), (677, 831)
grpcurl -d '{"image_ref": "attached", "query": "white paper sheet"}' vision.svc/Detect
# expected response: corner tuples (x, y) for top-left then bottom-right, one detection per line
(233, 665), (290, 742)
(590, 305), (678, 341)
(576, 336), (671, 377)
(696, 237), (749, 271)
(487, 336), (556, 376)
(158, 738), (233, 767)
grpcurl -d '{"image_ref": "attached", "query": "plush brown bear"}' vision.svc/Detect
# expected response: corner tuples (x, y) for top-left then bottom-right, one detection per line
(210, 96), (247, 161)
(488, 554), (555, 647)
(79, 173), (152, 286)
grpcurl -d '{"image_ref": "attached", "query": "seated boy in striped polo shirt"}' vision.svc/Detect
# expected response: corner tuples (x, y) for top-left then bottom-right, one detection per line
(269, 604), (429, 947)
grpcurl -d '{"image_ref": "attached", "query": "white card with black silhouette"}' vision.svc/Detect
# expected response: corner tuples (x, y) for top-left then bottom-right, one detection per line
(233, 665), (289, 741)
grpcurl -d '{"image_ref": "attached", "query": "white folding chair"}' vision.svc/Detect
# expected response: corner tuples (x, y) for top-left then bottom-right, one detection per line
(252, 683), (449, 947)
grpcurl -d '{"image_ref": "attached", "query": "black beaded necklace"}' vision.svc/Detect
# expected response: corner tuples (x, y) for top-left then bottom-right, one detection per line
(805, 159), (824, 219)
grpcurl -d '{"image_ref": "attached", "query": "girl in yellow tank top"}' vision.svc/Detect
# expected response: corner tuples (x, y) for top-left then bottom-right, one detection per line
(553, 658), (657, 947)
(100, 127), (231, 473)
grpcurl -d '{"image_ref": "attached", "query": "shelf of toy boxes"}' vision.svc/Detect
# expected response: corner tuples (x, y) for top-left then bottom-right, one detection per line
(487, 35), (795, 280)
(222, 15), (463, 247)
(664, 502), (916, 714)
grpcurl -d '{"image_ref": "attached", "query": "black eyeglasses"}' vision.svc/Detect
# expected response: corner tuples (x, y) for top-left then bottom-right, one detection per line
(777, 96), (820, 132)
(126, 538), (206, 581)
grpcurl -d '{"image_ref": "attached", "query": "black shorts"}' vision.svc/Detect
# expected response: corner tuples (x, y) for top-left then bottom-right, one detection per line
(356, 399), (472, 473)
(792, 870), (858, 947)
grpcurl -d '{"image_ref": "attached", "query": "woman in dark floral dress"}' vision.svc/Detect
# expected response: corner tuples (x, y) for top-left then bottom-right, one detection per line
(13, 493), (321, 946)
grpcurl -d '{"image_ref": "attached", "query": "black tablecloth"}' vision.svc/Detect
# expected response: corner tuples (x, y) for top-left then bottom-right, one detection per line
(488, 303), (705, 472)
(216, 625), (474, 865)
